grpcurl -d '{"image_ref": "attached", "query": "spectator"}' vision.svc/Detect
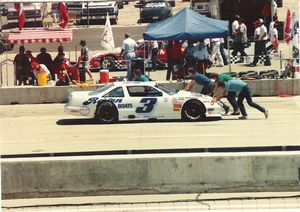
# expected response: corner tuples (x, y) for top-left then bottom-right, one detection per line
(120, 33), (138, 81)
(193, 39), (210, 74)
(232, 15), (240, 37)
(79, 40), (93, 82)
(248, 19), (271, 66)
(150, 40), (165, 72)
(133, 68), (149, 81)
(269, 15), (278, 33)
(25, 50), (38, 85)
(14, 46), (31, 86)
(219, 38), (228, 65)
(37, 47), (54, 80)
(183, 40), (197, 68)
(231, 18), (248, 63)
(210, 73), (240, 115)
(210, 38), (224, 67)
(165, 40), (184, 80)
(31, 61), (51, 86)
(53, 45), (67, 80)
(262, 1), (271, 27)
(269, 22), (279, 53)
(213, 80), (268, 120)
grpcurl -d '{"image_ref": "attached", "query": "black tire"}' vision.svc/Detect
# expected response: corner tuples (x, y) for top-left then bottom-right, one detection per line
(181, 100), (206, 121)
(101, 56), (117, 71)
(95, 101), (118, 124)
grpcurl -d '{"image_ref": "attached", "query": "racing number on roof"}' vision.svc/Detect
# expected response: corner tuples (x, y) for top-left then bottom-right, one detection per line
(135, 98), (157, 113)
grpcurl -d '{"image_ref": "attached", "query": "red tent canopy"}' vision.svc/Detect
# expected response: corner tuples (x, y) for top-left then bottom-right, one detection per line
(3, 29), (73, 44)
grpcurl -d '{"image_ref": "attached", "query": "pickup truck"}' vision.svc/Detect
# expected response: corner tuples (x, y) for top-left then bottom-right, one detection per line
(67, 1), (119, 24)
(5, 3), (48, 28)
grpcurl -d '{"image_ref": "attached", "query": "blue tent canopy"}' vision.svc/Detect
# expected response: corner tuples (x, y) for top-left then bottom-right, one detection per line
(143, 8), (229, 40)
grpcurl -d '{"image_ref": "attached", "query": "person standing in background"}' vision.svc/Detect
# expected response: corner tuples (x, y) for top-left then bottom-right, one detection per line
(120, 33), (138, 81)
(14, 46), (31, 86)
(79, 40), (93, 82)
(150, 40), (165, 72)
(37, 47), (54, 80)
(231, 18), (248, 63)
(210, 38), (224, 67)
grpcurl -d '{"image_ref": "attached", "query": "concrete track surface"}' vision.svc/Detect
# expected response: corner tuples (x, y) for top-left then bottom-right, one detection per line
(1, 96), (300, 156)
(3, 192), (300, 211)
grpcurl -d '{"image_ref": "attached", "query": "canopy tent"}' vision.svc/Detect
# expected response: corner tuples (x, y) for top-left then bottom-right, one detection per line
(2, 29), (73, 44)
(143, 8), (229, 40)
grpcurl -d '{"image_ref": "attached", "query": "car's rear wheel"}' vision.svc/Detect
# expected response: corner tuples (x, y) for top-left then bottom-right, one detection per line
(95, 101), (118, 124)
(181, 100), (206, 121)
(101, 56), (117, 71)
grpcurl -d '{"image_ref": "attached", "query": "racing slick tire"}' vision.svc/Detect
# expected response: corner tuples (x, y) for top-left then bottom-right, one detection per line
(101, 56), (117, 71)
(181, 100), (206, 121)
(95, 101), (118, 124)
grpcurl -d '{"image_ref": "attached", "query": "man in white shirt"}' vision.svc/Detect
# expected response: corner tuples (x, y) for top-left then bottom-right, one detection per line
(121, 33), (138, 80)
(232, 15), (240, 36)
(258, 19), (271, 65)
(248, 19), (271, 66)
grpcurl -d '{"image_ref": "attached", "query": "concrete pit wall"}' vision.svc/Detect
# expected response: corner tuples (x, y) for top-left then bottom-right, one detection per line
(0, 79), (300, 105)
(2, 152), (300, 199)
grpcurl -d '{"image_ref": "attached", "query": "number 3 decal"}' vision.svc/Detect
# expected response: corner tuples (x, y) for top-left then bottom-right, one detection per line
(136, 98), (157, 113)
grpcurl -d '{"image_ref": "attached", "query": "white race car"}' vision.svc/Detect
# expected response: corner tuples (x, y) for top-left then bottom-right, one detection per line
(64, 81), (222, 123)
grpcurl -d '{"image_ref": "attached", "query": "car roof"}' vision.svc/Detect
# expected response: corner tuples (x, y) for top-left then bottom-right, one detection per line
(112, 81), (157, 86)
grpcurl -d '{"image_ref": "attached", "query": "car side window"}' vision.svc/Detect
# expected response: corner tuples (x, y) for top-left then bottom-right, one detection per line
(127, 86), (162, 97)
(103, 87), (124, 97)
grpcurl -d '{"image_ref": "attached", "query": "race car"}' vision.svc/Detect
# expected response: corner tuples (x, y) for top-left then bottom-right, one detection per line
(64, 81), (222, 123)
(88, 40), (169, 72)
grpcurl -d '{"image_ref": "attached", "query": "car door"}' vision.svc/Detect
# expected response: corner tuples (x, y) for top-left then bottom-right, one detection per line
(125, 85), (169, 120)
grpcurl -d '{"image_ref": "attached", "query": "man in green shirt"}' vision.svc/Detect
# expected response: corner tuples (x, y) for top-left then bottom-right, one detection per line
(210, 73), (240, 115)
(212, 80), (268, 120)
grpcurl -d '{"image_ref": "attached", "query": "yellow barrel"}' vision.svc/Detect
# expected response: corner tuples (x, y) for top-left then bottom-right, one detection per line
(37, 72), (48, 86)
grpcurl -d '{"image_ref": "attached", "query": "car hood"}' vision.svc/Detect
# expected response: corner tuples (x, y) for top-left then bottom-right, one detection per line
(67, 90), (94, 105)
(175, 90), (213, 100)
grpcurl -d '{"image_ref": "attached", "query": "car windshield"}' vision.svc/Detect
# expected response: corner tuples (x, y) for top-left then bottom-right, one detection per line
(90, 83), (114, 95)
(155, 84), (178, 95)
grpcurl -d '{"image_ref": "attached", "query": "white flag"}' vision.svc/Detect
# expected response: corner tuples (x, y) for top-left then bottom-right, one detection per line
(100, 13), (115, 51)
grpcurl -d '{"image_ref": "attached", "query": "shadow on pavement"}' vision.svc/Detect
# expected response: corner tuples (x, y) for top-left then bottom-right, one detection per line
(56, 117), (221, 125)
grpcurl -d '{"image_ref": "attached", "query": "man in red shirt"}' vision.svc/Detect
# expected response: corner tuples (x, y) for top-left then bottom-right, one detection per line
(166, 40), (184, 80)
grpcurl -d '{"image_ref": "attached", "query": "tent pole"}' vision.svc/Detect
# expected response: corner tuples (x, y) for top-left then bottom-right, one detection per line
(145, 41), (148, 78)
(227, 37), (231, 73)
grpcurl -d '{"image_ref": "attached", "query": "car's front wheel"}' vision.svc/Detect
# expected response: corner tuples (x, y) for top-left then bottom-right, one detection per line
(181, 100), (206, 121)
(95, 101), (118, 124)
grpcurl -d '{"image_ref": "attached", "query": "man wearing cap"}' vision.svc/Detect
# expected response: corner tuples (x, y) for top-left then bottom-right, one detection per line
(31, 61), (51, 86)
(120, 33), (138, 81)
(248, 19), (271, 66)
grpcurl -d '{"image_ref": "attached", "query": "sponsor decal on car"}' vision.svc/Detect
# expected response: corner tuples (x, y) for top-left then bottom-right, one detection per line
(83, 97), (122, 105)
(173, 103), (182, 111)
(118, 103), (133, 109)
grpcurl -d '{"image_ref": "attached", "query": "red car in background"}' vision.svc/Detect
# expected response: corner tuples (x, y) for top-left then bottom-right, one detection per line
(89, 40), (168, 72)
